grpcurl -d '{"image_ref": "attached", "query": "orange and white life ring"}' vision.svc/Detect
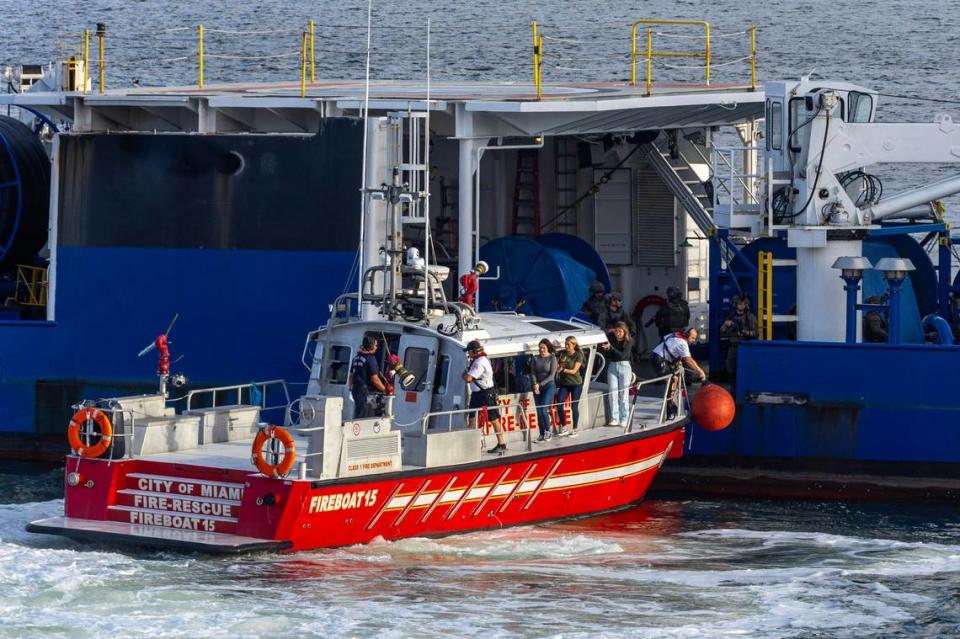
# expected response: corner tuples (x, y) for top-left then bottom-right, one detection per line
(251, 425), (296, 478)
(67, 408), (113, 458)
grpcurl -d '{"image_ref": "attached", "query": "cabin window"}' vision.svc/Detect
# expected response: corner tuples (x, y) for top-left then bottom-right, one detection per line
(327, 345), (351, 385)
(769, 101), (783, 151)
(435, 355), (450, 395)
(848, 91), (873, 123)
(489, 356), (518, 394)
(403, 347), (431, 391)
(788, 98), (809, 152)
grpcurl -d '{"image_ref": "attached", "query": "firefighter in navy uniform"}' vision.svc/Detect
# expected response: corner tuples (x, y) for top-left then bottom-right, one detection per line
(349, 335), (387, 418)
(720, 294), (758, 386)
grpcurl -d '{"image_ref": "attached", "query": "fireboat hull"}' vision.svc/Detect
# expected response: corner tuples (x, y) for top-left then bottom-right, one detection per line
(29, 425), (685, 553)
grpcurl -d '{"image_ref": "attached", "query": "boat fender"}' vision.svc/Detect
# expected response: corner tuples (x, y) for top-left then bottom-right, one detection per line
(67, 408), (113, 458)
(690, 383), (735, 431)
(251, 425), (297, 478)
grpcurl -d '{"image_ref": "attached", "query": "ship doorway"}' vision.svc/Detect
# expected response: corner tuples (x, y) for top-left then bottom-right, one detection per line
(393, 333), (439, 431)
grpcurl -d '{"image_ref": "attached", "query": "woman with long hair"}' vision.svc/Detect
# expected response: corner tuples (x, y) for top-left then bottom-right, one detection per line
(601, 321), (633, 426)
(528, 338), (558, 442)
(555, 336), (585, 436)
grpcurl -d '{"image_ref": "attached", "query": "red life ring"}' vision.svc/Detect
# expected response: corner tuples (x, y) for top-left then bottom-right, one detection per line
(251, 425), (297, 478)
(67, 408), (113, 458)
(632, 294), (667, 327)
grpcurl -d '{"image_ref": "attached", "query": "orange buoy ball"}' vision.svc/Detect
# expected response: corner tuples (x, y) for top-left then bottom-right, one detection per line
(691, 383), (735, 431)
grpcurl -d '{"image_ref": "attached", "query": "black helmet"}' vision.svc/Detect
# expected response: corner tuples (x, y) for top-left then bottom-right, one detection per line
(607, 291), (623, 303)
(589, 280), (605, 294)
(464, 339), (483, 352)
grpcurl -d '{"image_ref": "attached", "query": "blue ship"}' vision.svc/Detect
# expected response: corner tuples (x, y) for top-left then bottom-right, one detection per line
(2, 22), (958, 500)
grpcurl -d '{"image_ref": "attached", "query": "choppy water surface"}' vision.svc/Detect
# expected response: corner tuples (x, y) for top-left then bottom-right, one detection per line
(1, 469), (958, 638)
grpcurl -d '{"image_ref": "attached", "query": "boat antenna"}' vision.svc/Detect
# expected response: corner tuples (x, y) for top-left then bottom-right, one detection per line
(423, 17), (431, 320)
(357, 0), (375, 315)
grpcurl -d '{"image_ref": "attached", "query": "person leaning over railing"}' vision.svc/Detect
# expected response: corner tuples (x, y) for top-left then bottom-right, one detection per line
(529, 338), (558, 443)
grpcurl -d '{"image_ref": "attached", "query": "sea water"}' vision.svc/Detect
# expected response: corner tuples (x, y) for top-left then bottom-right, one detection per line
(1, 468), (958, 638)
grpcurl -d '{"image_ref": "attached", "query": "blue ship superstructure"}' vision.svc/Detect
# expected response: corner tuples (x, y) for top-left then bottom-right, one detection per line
(1, 117), (366, 440)
(683, 78), (960, 494)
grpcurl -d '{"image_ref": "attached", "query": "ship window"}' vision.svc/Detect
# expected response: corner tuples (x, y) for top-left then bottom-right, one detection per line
(490, 356), (520, 395)
(788, 98), (808, 152)
(769, 101), (783, 150)
(328, 345), (351, 385)
(848, 91), (873, 123)
(403, 347), (430, 392)
(435, 355), (450, 395)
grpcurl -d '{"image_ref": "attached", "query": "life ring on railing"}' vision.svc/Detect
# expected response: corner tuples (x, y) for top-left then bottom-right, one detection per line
(251, 425), (296, 478)
(67, 408), (113, 458)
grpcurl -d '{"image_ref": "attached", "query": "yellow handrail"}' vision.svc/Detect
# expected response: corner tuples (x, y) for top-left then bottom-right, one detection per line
(300, 31), (307, 97)
(83, 29), (90, 94)
(97, 25), (106, 95)
(15, 265), (47, 308)
(531, 20), (543, 100)
(197, 24), (205, 89)
(757, 250), (773, 340)
(630, 19), (710, 92)
(750, 24), (757, 90)
(309, 20), (316, 83)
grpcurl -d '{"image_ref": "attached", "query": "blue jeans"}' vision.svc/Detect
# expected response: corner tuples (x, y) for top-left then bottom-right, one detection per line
(534, 381), (556, 436)
(556, 384), (582, 430)
(607, 360), (632, 424)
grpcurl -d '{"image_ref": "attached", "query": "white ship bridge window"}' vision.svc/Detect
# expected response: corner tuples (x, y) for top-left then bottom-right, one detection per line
(767, 100), (783, 151)
(848, 91), (873, 123)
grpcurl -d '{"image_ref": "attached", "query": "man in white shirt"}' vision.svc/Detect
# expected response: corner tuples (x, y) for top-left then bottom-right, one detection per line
(651, 328), (707, 383)
(651, 328), (707, 420)
(462, 340), (506, 454)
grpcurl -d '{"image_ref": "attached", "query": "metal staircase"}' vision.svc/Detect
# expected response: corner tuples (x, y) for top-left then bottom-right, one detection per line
(641, 140), (715, 236)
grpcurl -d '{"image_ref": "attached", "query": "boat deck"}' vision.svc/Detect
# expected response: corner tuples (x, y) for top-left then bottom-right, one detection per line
(143, 397), (673, 479)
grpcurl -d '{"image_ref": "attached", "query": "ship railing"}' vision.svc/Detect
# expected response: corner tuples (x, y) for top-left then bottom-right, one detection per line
(416, 372), (684, 439)
(711, 144), (766, 217)
(184, 379), (291, 418)
(627, 19), (757, 96)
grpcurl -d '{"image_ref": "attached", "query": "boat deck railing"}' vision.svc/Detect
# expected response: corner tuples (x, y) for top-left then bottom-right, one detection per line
(416, 371), (685, 440)
(50, 17), (759, 101)
(183, 379), (290, 414)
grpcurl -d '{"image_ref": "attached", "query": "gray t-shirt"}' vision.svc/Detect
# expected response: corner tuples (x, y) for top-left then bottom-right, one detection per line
(528, 354), (558, 386)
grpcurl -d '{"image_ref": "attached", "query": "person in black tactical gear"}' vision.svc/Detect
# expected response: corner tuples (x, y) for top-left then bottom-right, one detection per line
(581, 280), (607, 324)
(597, 292), (637, 336)
(720, 294), (758, 387)
(654, 287), (691, 338)
(862, 295), (888, 343)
